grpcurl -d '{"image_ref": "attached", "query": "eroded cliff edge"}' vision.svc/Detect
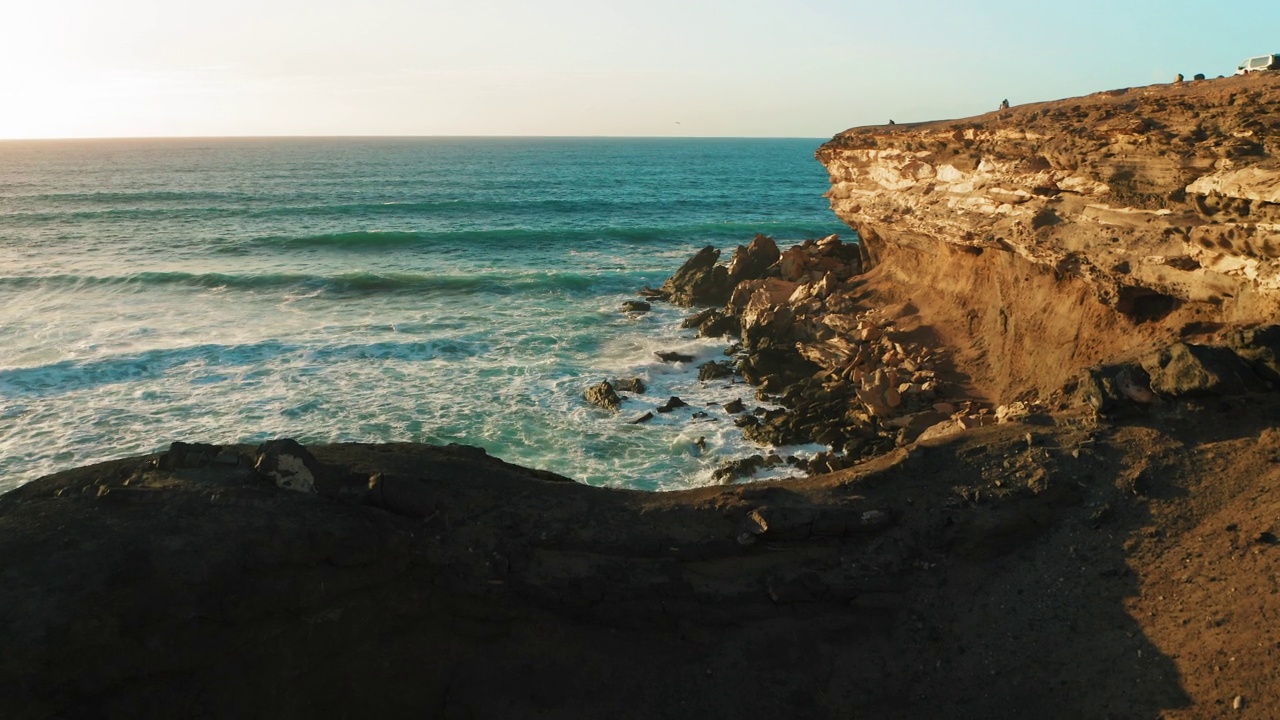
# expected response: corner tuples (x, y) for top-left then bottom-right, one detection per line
(818, 72), (1280, 401)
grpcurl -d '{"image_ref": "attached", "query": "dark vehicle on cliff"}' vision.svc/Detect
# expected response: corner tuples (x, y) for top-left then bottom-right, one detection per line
(1236, 54), (1280, 74)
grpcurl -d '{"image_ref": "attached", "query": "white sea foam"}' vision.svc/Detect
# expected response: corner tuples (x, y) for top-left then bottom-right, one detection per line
(0, 137), (849, 492)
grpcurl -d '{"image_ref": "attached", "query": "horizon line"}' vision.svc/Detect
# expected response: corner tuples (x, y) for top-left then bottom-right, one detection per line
(0, 133), (838, 143)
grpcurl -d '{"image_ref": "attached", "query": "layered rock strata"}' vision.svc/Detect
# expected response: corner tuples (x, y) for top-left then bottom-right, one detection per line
(818, 72), (1280, 400)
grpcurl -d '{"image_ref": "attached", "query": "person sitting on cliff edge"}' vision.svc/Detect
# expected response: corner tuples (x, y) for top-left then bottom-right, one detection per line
(998, 98), (1010, 110)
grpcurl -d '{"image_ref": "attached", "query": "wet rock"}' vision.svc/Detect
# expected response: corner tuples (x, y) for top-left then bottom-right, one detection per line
(629, 412), (654, 424)
(681, 308), (719, 329)
(698, 311), (739, 339)
(656, 396), (689, 413)
(1141, 343), (1259, 397)
(724, 398), (746, 414)
(742, 412), (810, 446)
(655, 351), (695, 363)
(713, 455), (766, 482)
(584, 381), (623, 411)
(697, 361), (735, 381)
(613, 377), (647, 394)
(658, 245), (731, 307)
(254, 439), (323, 494)
(621, 300), (651, 313)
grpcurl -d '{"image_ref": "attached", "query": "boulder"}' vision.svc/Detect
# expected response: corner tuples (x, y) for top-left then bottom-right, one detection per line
(712, 455), (767, 483)
(1140, 343), (1259, 397)
(724, 398), (746, 414)
(697, 311), (739, 339)
(158, 441), (229, 471)
(778, 246), (810, 282)
(726, 234), (780, 285)
(1077, 364), (1154, 414)
(656, 396), (689, 413)
(698, 361), (735, 381)
(584, 381), (623, 411)
(1228, 325), (1280, 384)
(628, 412), (654, 424)
(655, 351), (695, 363)
(658, 245), (732, 307)
(613, 377), (647, 394)
(254, 439), (324, 494)
(681, 308), (719, 329)
(621, 300), (651, 313)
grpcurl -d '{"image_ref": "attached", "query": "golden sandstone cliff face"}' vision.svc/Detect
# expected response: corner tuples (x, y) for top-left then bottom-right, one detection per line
(817, 73), (1280, 401)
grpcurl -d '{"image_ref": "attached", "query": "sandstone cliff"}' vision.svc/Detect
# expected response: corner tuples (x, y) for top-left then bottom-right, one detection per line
(818, 73), (1280, 401)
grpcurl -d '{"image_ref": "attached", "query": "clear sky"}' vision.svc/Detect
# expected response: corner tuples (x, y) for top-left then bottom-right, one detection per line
(1, 0), (1276, 139)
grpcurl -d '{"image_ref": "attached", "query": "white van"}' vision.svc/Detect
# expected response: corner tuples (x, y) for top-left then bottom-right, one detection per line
(1237, 54), (1280, 74)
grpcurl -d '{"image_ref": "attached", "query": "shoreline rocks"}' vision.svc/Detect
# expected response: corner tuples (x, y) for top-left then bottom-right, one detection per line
(584, 381), (623, 412)
(639, 233), (1280, 479)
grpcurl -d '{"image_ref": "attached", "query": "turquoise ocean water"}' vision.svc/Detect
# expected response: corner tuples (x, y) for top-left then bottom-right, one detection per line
(0, 138), (848, 492)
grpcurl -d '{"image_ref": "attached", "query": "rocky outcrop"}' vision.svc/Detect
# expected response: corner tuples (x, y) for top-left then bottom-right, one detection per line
(584, 381), (623, 411)
(818, 73), (1280, 400)
(652, 234), (954, 461)
(655, 234), (792, 307)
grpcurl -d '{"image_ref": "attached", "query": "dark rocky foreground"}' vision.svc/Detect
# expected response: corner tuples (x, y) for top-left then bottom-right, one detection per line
(4, 396), (1280, 719)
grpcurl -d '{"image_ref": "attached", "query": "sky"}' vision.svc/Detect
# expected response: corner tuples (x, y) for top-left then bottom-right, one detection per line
(1, 0), (1277, 139)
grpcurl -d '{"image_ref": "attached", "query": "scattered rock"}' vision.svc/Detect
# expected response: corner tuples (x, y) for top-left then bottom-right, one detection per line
(655, 351), (695, 363)
(724, 399), (746, 414)
(656, 396), (689, 413)
(698, 361), (735, 381)
(613, 377), (647, 394)
(713, 456), (766, 482)
(681, 308), (719, 329)
(584, 381), (623, 411)
(621, 300), (651, 313)
(629, 412), (654, 424)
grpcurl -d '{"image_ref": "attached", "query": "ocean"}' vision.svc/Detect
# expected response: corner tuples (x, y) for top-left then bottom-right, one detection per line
(0, 137), (848, 492)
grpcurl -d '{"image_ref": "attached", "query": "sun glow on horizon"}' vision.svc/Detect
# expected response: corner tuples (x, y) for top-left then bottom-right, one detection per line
(2, 0), (1276, 140)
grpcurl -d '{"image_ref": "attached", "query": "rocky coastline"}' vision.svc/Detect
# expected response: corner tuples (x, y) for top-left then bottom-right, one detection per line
(5, 74), (1280, 718)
